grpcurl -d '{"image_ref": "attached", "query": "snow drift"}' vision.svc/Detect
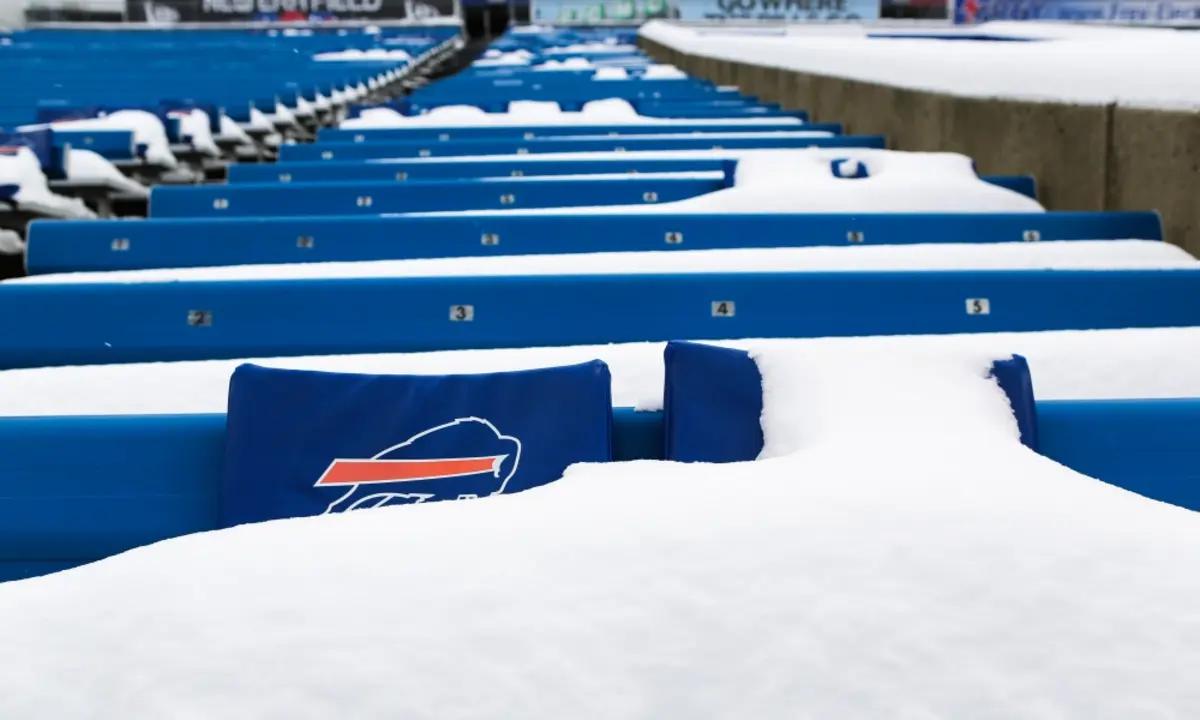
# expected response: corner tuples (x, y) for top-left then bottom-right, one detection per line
(14, 240), (1188, 286)
(406, 149), (1045, 216)
(0, 146), (94, 219)
(65, 149), (148, 198)
(0, 346), (1196, 718)
(3, 326), (1200, 417)
(340, 97), (804, 129)
(41, 110), (178, 168)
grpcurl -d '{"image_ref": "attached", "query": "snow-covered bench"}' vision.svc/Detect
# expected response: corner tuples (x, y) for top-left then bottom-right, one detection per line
(0, 354), (1196, 583)
(25, 210), (1152, 274)
(2, 266), (1199, 368)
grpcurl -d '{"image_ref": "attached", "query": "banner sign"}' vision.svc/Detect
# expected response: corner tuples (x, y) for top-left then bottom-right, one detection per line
(532, 0), (878, 21)
(956, 0), (1200, 23)
(676, 0), (880, 20)
(127, 0), (457, 22)
(531, 0), (673, 23)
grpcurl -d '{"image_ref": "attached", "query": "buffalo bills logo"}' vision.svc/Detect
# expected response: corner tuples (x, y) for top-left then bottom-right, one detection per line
(314, 417), (521, 513)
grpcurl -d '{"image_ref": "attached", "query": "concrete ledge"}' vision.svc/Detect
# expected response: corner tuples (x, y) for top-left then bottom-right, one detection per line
(639, 35), (1200, 251)
(1110, 106), (1200, 256)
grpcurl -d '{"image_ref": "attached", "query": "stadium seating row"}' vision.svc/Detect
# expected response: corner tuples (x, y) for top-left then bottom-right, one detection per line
(1, 353), (1195, 582)
(0, 23), (1196, 586)
(28, 209), (1148, 273)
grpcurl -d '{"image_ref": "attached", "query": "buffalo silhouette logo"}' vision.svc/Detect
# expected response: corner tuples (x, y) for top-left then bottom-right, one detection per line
(314, 417), (521, 513)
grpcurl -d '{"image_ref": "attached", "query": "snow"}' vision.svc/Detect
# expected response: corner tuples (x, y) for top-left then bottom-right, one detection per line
(593, 67), (630, 80)
(5, 326), (1200, 418)
(640, 20), (1200, 110)
(293, 96), (315, 119)
(313, 48), (412, 62)
(247, 108), (275, 132)
(170, 108), (220, 157)
(11, 240), (1191, 286)
(65, 149), (148, 198)
(511, 130), (832, 140)
(543, 41), (639, 55)
(532, 57), (593, 70)
(754, 344), (1017, 455)
(360, 146), (944, 166)
(0, 229), (23, 254)
(508, 24), (555, 34)
(0, 343), (1198, 717)
(402, 149), (1044, 216)
(0, 146), (94, 219)
(217, 114), (253, 145)
(39, 110), (178, 168)
(272, 102), (298, 127)
(246, 108), (285, 148)
(341, 97), (804, 128)
(642, 63), (688, 79)
(473, 49), (536, 67)
(507, 100), (565, 119)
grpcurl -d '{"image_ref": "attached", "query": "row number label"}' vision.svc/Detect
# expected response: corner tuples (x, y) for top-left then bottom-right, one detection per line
(187, 310), (213, 327)
(712, 301), (736, 318)
(966, 298), (991, 315)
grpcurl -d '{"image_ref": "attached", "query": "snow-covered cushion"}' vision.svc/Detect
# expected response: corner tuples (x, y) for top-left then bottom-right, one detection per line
(662, 341), (1037, 462)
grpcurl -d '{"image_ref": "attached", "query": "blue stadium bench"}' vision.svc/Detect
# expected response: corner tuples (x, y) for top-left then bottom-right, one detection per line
(1, 397), (1197, 583)
(25, 212), (1152, 274)
(316, 122), (843, 143)
(26, 211), (1156, 273)
(278, 134), (888, 161)
(0, 268), (1197, 367)
(148, 175), (727, 217)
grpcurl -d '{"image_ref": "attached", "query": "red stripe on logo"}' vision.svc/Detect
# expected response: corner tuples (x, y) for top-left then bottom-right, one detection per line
(316, 455), (505, 486)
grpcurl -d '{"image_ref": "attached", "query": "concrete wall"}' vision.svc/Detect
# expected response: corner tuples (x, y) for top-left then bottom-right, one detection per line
(0, 0), (26, 28)
(642, 35), (1200, 255)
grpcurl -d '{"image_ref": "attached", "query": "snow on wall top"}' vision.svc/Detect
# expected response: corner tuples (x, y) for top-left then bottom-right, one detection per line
(640, 20), (1200, 110)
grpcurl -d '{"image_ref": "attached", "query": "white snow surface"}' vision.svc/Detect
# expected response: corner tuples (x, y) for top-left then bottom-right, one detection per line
(170, 108), (220, 157)
(0, 229), (23, 254)
(5, 326), (1200, 417)
(293, 97), (315, 119)
(64, 149), (148, 198)
(405, 149), (1042, 216)
(0, 147), (94, 219)
(246, 108), (276, 132)
(272, 102), (298, 127)
(593, 67), (630, 80)
(313, 47), (412, 62)
(543, 41), (638, 55)
(642, 63), (688, 79)
(0, 344), (1198, 718)
(531, 56), (593, 70)
(217, 114), (254, 145)
(42, 110), (178, 168)
(641, 20), (1200, 110)
(10, 241), (1191, 286)
(340, 97), (803, 128)
(472, 49), (536, 66)
(367, 148), (1038, 216)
